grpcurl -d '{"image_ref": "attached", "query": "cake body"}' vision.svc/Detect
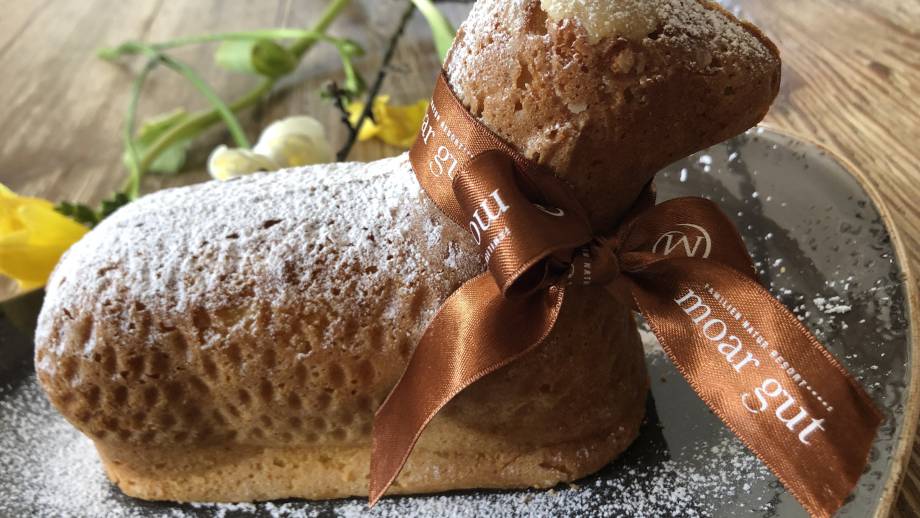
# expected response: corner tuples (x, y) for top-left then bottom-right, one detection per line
(35, 155), (647, 501)
(34, 0), (780, 503)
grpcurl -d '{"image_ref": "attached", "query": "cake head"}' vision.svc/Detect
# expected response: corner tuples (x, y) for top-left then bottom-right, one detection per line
(446, 0), (781, 231)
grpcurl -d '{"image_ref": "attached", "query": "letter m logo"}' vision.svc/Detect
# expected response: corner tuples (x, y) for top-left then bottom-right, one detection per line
(652, 224), (712, 258)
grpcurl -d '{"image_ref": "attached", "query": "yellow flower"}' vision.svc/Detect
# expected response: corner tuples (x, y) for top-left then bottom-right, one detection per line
(0, 184), (88, 292)
(347, 96), (429, 148)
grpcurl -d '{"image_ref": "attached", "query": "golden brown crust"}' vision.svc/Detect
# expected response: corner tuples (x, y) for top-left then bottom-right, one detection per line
(34, 155), (648, 500)
(446, 0), (781, 232)
(97, 410), (643, 503)
(93, 289), (647, 502)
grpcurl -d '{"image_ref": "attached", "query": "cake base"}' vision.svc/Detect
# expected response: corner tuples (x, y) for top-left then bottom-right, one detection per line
(96, 402), (645, 503)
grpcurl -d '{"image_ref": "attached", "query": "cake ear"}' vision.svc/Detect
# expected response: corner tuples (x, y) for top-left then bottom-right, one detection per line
(446, 0), (781, 231)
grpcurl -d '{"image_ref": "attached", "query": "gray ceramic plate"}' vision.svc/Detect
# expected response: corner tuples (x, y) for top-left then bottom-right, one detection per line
(0, 127), (913, 517)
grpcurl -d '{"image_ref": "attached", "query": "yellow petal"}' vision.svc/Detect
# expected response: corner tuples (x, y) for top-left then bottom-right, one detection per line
(347, 95), (390, 141)
(0, 183), (52, 235)
(347, 96), (430, 148)
(0, 183), (19, 200)
(0, 240), (71, 291)
(375, 99), (429, 148)
(0, 203), (22, 236)
(0, 183), (88, 291)
(15, 203), (90, 247)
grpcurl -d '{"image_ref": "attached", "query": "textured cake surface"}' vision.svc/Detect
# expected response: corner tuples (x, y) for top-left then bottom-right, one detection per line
(35, 155), (648, 500)
(447, 0), (780, 231)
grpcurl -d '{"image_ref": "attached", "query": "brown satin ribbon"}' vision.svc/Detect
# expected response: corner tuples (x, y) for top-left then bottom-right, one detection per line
(369, 72), (883, 518)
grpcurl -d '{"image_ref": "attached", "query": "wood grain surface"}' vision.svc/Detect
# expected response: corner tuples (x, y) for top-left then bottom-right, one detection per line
(1, 0), (917, 515)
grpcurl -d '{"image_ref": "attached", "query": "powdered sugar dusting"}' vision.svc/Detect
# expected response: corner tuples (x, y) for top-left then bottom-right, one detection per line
(36, 154), (478, 372)
(813, 296), (853, 316)
(448, 0), (773, 88)
(331, 437), (767, 518)
(0, 379), (134, 518)
(0, 374), (769, 518)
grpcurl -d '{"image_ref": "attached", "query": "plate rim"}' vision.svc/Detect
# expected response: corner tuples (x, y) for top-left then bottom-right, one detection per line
(758, 123), (920, 518)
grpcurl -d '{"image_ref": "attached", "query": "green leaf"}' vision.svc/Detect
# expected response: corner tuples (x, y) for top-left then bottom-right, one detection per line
(99, 191), (132, 220)
(148, 138), (193, 174)
(123, 110), (194, 175)
(215, 40), (259, 74)
(215, 39), (296, 78)
(55, 202), (99, 227)
(410, 0), (456, 62)
(55, 191), (134, 229)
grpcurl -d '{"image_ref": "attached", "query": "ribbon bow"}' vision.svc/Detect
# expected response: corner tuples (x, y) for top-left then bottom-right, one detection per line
(369, 73), (882, 518)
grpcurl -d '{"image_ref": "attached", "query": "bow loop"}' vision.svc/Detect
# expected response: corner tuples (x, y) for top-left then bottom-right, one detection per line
(452, 150), (594, 297)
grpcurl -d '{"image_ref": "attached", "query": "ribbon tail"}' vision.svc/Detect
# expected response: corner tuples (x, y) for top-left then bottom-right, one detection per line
(369, 273), (565, 505)
(625, 255), (882, 518)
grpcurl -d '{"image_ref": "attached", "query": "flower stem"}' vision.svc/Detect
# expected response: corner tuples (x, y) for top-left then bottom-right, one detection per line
(410, 0), (455, 61)
(289, 0), (352, 58)
(159, 55), (252, 148)
(130, 0), (353, 191)
(124, 59), (158, 199)
(337, 1), (415, 161)
(101, 30), (318, 58)
(99, 30), (359, 59)
(125, 42), (252, 147)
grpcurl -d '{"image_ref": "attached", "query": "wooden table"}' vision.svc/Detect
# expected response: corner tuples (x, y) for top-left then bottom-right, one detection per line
(1, 0), (918, 515)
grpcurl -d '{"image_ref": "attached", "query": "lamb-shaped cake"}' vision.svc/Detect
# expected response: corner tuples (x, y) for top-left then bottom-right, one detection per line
(35, 0), (780, 503)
